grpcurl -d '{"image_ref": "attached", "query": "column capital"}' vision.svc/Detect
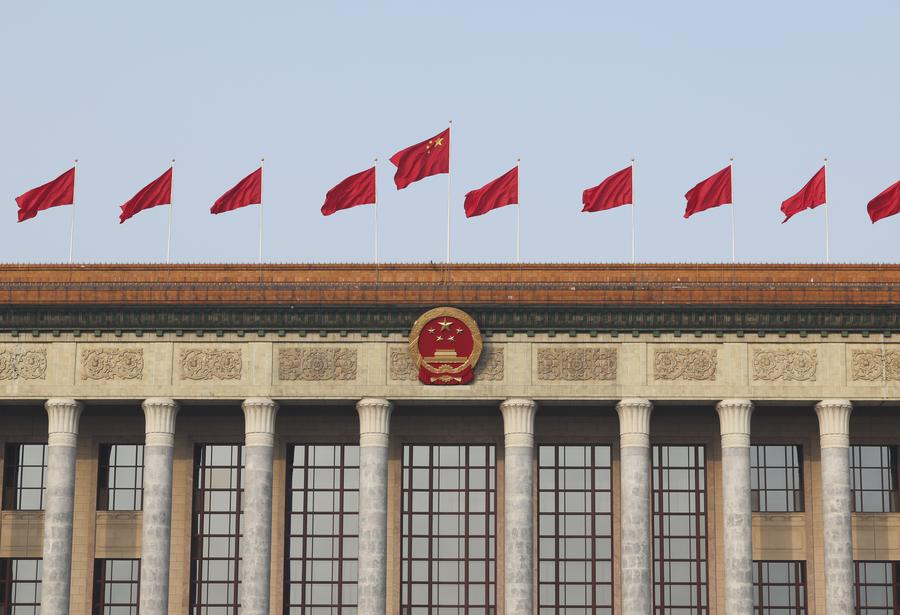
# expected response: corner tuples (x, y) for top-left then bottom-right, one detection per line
(242, 398), (279, 447)
(357, 398), (393, 447)
(142, 398), (180, 447)
(716, 399), (754, 448)
(617, 398), (653, 448)
(500, 398), (538, 448)
(44, 398), (83, 447)
(816, 399), (853, 448)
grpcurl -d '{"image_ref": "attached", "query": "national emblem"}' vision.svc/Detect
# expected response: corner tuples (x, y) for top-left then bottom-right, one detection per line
(408, 307), (482, 385)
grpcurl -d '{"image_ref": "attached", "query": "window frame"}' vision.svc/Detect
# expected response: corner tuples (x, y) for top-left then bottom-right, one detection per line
(96, 443), (145, 512)
(0, 557), (42, 614)
(750, 444), (805, 513)
(2, 443), (48, 511)
(92, 558), (140, 615)
(854, 560), (900, 615)
(850, 444), (900, 513)
(752, 560), (808, 614)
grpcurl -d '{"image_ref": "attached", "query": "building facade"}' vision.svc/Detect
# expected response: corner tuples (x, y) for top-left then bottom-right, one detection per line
(0, 263), (898, 615)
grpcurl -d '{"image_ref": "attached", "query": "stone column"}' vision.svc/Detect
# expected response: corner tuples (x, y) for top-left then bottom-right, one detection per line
(240, 398), (279, 615)
(499, 398), (538, 615)
(40, 398), (83, 615)
(816, 399), (854, 614)
(356, 398), (393, 615)
(617, 398), (653, 615)
(716, 399), (755, 615)
(139, 398), (180, 615)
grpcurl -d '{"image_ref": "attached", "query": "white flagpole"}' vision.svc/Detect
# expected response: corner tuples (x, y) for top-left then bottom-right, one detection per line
(630, 158), (636, 264)
(446, 120), (452, 264)
(823, 157), (830, 263)
(258, 158), (264, 264)
(516, 158), (521, 263)
(374, 157), (379, 265)
(167, 159), (175, 264)
(730, 157), (736, 263)
(69, 159), (77, 264)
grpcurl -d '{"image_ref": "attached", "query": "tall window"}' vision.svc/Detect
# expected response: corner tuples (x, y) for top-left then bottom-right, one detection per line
(0, 559), (42, 614)
(92, 559), (140, 615)
(751, 445), (804, 512)
(97, 444), (144, 511)
(401, 444), (496, 615)
(752, 561), (807, 614)
(2, 444), (47, 511)
(285, 444), (359, 614)
(854, 561), (900, 614)
(652, 444), (708, 615)
(851, 446), (899, 513)
(190, 444), (244, 615)
(537, 444), (613, 614)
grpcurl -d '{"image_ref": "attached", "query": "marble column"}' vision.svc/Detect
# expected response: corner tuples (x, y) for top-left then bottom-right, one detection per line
(499, 398), (538, 615)
(356, 398), (393, 615)
(240, 397), (279, 615)
(716, 399), (755, 615)
(616, 398), (653, 615)
(40, 398), (83, 615)
(816, 399), (854, 614)
(139, 397), (180, 615)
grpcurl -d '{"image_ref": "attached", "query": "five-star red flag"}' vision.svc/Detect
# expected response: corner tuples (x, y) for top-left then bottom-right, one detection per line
(867, 179), (900, 223)
(583, 165), (632, 212)
(390, 128), (450, 189)
(16, 167), (76, 222)
(684, 165), (732, 218)
(119, 167), (173, 223)
(321, 167), (376, 216)
(464, 167), (518, 218)
(781, 166), (826, 223)
(211, 168), (262, 214)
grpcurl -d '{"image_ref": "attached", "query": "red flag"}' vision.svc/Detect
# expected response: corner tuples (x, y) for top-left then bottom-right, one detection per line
(15, 167), (76, 222)
(321, 167), (376, 216)
(868, 179), (900, 223)
(582, 165), (632, 212)
(211, 167), (262, 214)
(390, 128), (450, 190)
(119, 167), (173, 224)
(781, 166), (826, 223)
(684, 165), (732, 218)
(464, 167), (518, 218)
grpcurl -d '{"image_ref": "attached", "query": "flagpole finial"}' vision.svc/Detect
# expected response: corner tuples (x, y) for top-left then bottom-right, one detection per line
(730, 157), (735, 163)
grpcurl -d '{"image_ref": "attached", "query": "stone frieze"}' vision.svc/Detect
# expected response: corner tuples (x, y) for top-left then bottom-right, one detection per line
(752, 348), (817, 382)
(179, 348), (242, 380)
(536, 347), (617, 381)
(0, 347), (47, 380)
(654, 348), (717, 381)
(81, 348), (143, 380)
(278, 347), (357, 381)
(851, 349), (900, 381)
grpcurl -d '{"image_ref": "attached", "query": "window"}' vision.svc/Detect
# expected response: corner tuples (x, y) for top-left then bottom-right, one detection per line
(0, 558), (42, 615)
(854, 561), (900, 614)
(2, 444), (48, 511)
(285, 444), (359, 614)
(401, 444), (496, 615)
(752, 561), (807, 614)
(751, 445), (804, 512)
(92, 559), (140, 615)
(652, 444), (708, 615)
(851, 446), (899, 513)
(97, 444), (144, 511)
(190, 444), (244, 615)
(537, 444), (613, 614)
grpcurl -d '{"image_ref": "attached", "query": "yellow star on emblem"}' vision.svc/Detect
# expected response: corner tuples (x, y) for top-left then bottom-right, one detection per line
(437, 320), (453, 331)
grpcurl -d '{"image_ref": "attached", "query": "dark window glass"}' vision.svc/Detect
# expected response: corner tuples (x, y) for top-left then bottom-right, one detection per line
(537, 444), (613, 614)
(284, 444), (359, 614)
(0, 558), (42, 614)
(854, 561), (900, 614)
(189, 444), (244, 615)
(751, 445), (804, 512)
(97, 444), (144, 511)
(401, 444), (497, 615)
(92, 559), (140, 615)
(2, 444), (48, 511)
(752, 561), (807, 614)
(850, 446), (899, 513)
(652, 444), (708, 615)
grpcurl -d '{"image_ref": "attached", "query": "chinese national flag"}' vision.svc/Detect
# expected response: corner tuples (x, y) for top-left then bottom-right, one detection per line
(582, 165), (632, 212)
(781, 166), (826, 223)
(119, 167), (172, 223)
(211, 167), (262, 214)
(867, 179), (900, 223)
(16, 167), (75, 222)
(464, 167), (518, 218)
(321, 167), (376, 216)
(684, 165), (732, 218)
(390, 128), (450, 189)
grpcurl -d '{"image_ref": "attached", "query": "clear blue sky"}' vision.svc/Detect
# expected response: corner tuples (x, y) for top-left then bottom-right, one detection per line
(2, 1), (898, 264)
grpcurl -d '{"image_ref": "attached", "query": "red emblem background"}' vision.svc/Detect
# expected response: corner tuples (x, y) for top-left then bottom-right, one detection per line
(408, 307), (482, 385)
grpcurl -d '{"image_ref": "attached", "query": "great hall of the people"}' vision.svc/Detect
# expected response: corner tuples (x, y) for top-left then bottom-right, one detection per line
(0, 263), (898, 615)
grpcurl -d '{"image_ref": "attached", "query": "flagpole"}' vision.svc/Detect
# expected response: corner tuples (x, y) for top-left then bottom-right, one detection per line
(167, 159), (175, 264)
(823, 157), (830, 263)
(630, 158), (635, 264)
(374, 157), (379, 265)
(446, 120), (452, 264)
(730, 157), (736, 263)
(258, 158), (264, 264)
(516, 158), (521, 264)
(69, 159), (77, 264)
